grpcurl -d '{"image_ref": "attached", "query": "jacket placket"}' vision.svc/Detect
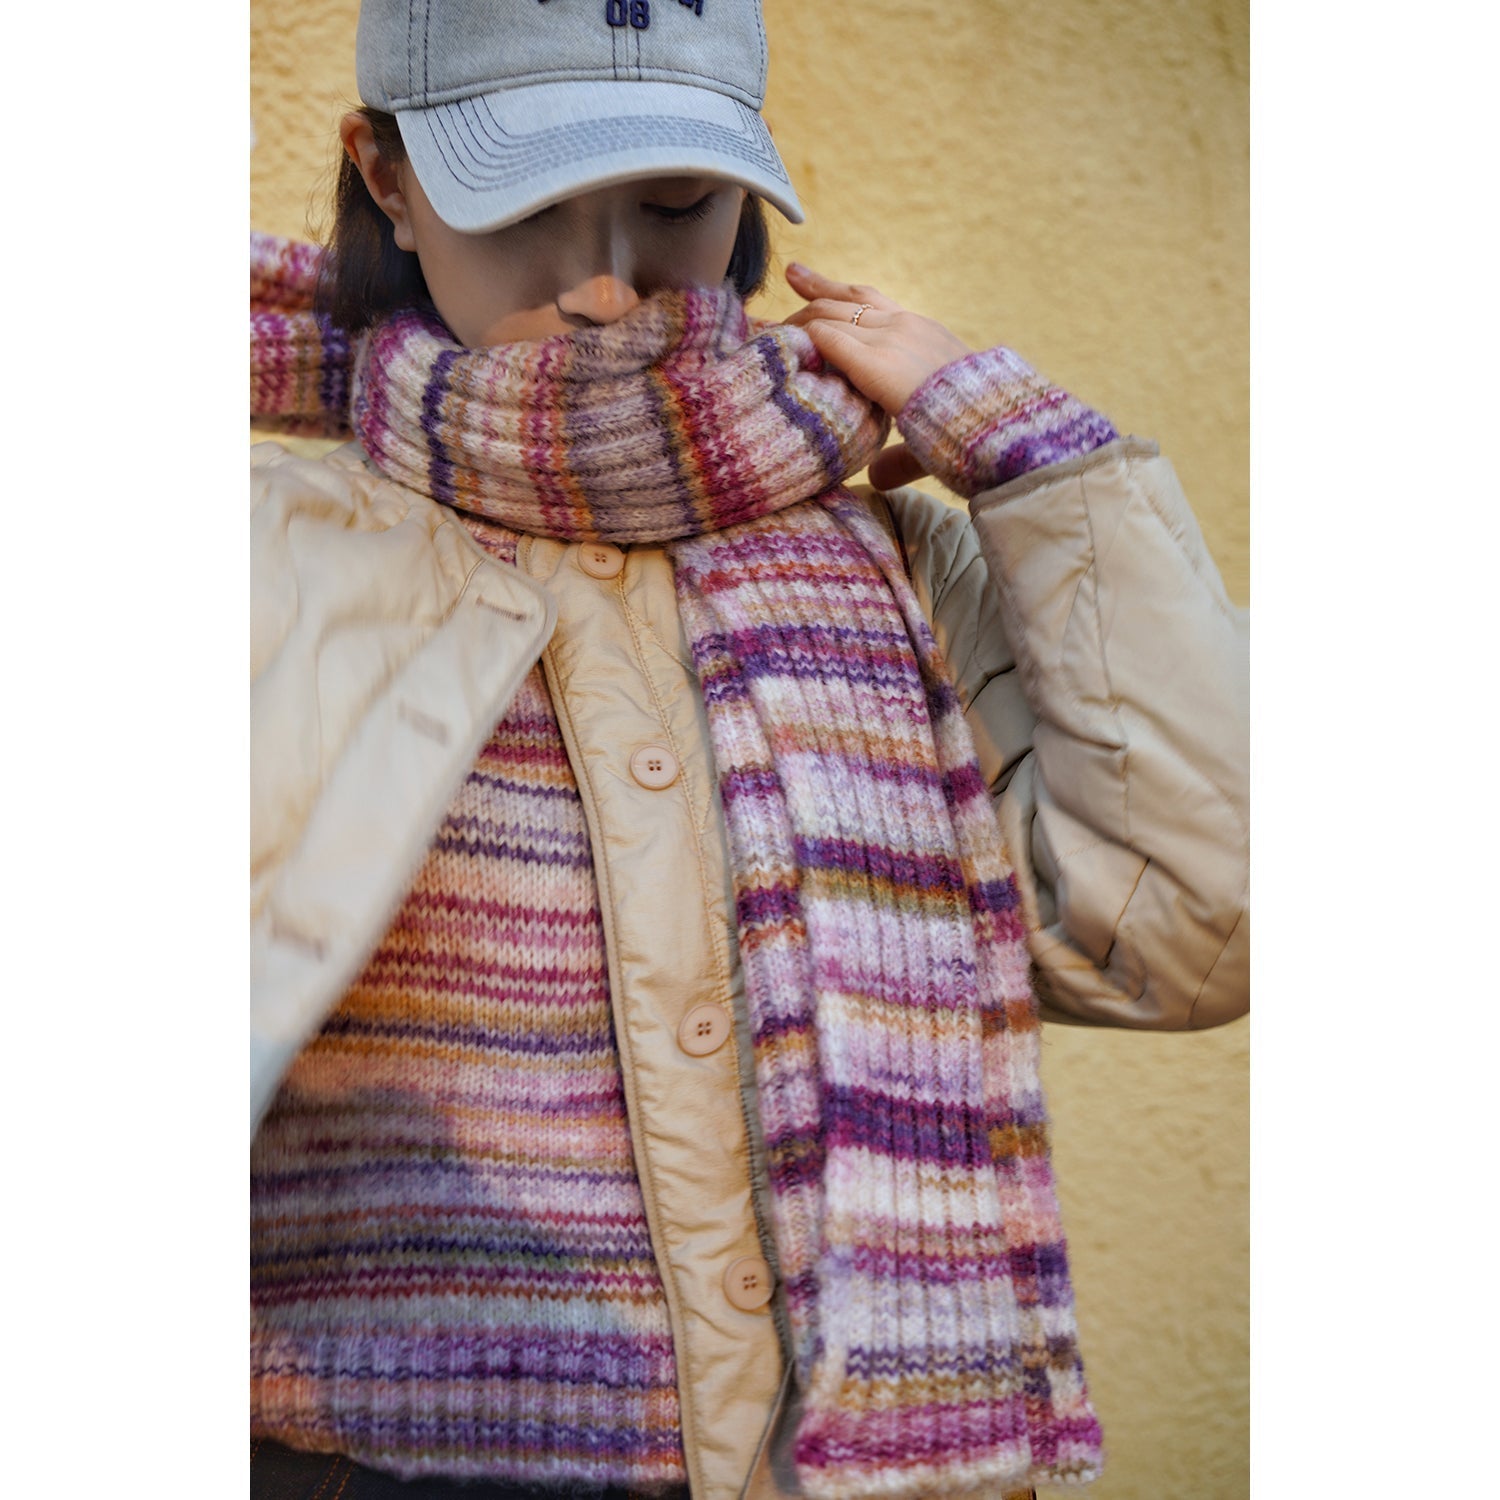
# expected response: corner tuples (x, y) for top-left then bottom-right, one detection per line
(523, 533), (787, 1499)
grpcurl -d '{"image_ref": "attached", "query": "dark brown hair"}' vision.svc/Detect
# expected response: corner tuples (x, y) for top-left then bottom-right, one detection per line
(315, 108), (774, 335)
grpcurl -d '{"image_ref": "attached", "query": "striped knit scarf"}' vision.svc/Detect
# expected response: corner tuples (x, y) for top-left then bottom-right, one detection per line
(252, 234), (1103, 1496)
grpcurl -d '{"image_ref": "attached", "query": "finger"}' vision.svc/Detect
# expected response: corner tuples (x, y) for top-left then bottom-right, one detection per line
(784, 299), (890, 330)
(868, 442), (929, 491)
(798, 316), (886, 351)
(786, 263), (901, 312)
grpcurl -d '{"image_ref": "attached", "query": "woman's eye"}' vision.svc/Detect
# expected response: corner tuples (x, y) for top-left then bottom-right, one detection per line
(649, 194), (716, 224)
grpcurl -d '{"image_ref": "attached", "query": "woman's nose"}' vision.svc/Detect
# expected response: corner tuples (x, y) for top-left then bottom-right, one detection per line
(556, 273), (641, 326)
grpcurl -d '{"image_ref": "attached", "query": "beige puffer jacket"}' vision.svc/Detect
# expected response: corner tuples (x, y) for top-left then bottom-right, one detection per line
(250, 433), (1248, 1499)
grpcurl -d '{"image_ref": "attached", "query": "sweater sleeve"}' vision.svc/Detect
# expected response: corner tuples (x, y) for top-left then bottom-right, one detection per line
(896, 345), (1120, 496)
(879, 354), (1248, 1031)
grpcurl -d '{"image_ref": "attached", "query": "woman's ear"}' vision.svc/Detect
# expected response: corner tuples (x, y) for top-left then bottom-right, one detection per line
(339, 112), (418, 252)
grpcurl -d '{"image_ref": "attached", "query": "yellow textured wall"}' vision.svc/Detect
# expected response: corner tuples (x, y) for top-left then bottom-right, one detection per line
(251, 4), (1249, 1496)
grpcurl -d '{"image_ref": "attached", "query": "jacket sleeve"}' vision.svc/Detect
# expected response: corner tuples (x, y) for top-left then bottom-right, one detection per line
(875, 349), (1249, 1030)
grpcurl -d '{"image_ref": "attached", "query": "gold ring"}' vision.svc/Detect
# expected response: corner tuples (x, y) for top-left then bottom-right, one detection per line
(850, 303), (873, 326)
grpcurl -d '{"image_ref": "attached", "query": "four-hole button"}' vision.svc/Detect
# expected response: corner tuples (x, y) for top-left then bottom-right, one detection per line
(677, 1003), (730, 1057)
(629, 744), (679, 790)
(723, 1255), (774, 1312)
(578, 542), (625, 580)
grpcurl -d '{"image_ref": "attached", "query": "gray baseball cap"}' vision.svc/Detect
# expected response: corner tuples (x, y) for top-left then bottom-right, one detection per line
(356, 0), (804, 233)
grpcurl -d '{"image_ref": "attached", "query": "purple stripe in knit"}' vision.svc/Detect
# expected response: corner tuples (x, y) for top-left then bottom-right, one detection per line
(422, 348), (461, 503)
(255, 1328), (676, 1378)
(439, 815), (592, 853)
(1024, 1414), (1105, 1469)
(354, 951), (609, 989)
(764, 1153), (826, 1207)
(1002, 1241), (1074, 1283)
(711, 620), (921, 657)
(429, 831), (595, 869)
(793, 835), (967, 897)
(940, 759), (990, 805)
(254, 1227), (659, 1267)
(986, 413), (1118, 479)
(316, 313), (351, 421)
(392, 883), (597, 916)
(328, 1415), (679, 1461)
(254, 1203), (655, 1233)
(316, 1014), (617, 1056)
(357, 929), (608, 970)
(463, 772), (581, 802)
(825, 1085), (993, 1169)
(717, 764), (786, 802)
(640, 361), (706, 537)
(748, 1009), (818, 1052)
(756, 335), (844, 483)
(256, 1262), (665, 1299)
(736, 881), (802, 930)
(841, 1341), (1025, 1381)
(255, 1161), (639, 1196)
(969, 874), (1022, 916)
(357, 953), (604, 988)
(922, 674), (964, 723)
(833, 1243), (1076, 1301)
(755, 959), (983, 1017)
(722, 758), (949, 809)
(700, 631), (925, 693)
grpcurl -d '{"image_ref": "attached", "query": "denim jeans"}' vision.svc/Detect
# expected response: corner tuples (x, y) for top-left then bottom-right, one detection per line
(250, 1439), (692, 1500)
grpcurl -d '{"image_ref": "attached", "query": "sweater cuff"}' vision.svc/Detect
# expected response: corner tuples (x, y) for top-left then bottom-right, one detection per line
(895, 345), (1120, 499)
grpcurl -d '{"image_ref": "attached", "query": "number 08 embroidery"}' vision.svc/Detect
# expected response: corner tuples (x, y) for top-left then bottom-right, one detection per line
(605, 1), (705, 27)
(605, 0), (650, 27)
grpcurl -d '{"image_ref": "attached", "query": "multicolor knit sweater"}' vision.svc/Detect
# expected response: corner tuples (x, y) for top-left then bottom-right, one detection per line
(251, 541), (688, 1489)
(250, 232), (1118, 1496)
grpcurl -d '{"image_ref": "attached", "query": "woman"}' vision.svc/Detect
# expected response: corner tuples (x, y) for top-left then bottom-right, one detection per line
(250, 2), (1249, 1496)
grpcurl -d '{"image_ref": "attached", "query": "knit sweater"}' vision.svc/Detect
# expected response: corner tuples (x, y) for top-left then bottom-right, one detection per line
(251, 523), (687, 1490)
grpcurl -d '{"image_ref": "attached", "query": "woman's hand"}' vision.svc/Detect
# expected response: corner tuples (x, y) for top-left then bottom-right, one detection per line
(781, 262), (974, 490)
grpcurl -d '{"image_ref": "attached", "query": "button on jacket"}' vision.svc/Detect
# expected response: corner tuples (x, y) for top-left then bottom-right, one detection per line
(251, 434), (1248, 1498)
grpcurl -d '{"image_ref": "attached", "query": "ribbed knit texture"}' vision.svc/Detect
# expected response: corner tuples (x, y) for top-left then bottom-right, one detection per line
(896, 345), (1119, 499)
(673, 500), (1100, 1496)
(349, 302), (889, 545)
(250, 232), (1113, 1496)
(250, 231), (352, 438)
(250, 628), (687, 1491)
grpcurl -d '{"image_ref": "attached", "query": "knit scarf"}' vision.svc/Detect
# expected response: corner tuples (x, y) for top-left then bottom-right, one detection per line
(252, 234), (1103, 1496)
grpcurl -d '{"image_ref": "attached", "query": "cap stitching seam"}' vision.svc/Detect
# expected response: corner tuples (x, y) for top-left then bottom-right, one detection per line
(388, 67), (761, 104)
(419, 96), (785, 192)
(440, 96), (485, 181)
(405, 0), (415, 103)
(422, 0), (434, 105)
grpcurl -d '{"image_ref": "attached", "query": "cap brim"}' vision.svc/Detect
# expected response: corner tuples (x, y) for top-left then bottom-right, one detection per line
(397, 80), (805, 235)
